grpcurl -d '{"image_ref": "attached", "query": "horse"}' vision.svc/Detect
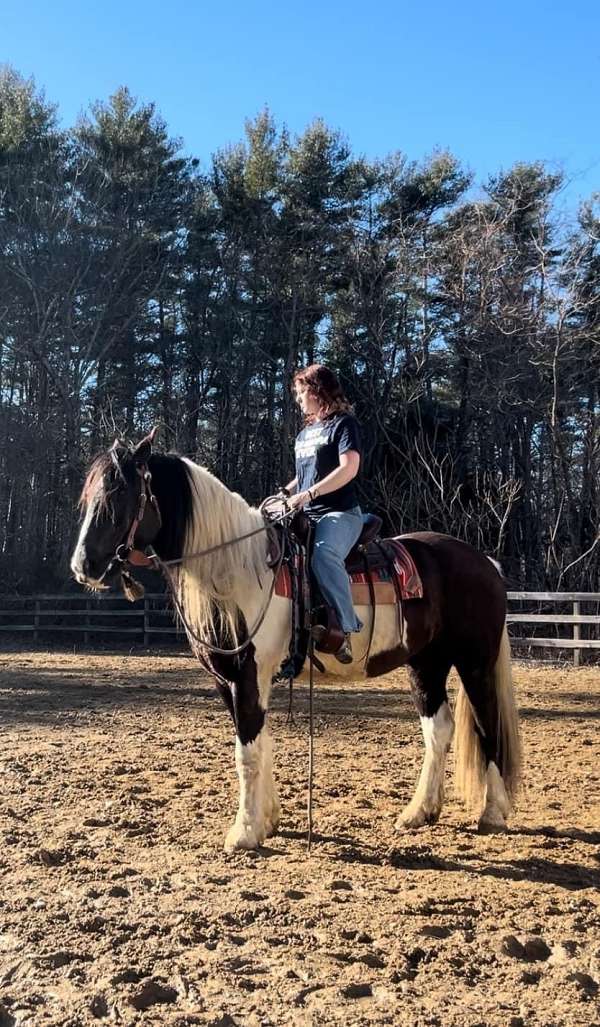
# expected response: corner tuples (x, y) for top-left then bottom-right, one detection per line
(71, 432), (521, 852)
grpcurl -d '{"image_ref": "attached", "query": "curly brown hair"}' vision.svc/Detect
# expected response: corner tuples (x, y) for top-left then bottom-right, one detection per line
(293, 364), (353, 423)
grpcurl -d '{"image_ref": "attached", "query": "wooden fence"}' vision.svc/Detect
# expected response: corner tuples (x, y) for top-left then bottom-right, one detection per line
(0, 590), (599, 664)
(0, 593), (183, 647)
(506, 591), (600, 667)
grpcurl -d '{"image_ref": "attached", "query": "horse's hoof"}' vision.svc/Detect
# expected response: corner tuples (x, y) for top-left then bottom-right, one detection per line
(395, 807), (440, 831)
(224, 822), (264, 852)
(477, 817), (507, 835)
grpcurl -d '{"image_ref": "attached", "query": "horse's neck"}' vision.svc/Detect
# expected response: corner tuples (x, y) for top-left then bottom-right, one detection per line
(181, 460), (269, 604)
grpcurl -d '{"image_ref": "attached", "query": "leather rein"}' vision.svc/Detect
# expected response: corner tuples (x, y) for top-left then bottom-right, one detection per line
(99, 469), (293, 658)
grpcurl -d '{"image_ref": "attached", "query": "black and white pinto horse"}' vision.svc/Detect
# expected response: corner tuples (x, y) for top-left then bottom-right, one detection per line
(71, 435), (521, 851)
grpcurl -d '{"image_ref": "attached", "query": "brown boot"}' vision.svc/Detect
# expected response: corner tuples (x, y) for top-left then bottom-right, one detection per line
(334, 633), (353, 664)
(311, 624), (328, 646)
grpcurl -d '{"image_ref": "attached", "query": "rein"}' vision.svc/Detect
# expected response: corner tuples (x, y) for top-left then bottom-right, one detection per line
(130, 482), (295, 657)
(97, 468), (294, 657)
(147, 515), (289, 658)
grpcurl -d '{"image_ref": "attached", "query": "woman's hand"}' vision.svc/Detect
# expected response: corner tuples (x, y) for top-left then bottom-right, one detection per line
(287, 490), (313, 511)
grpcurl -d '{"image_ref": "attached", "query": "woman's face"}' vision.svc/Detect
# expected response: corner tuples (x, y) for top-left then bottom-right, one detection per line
(294, 382), (323, 418)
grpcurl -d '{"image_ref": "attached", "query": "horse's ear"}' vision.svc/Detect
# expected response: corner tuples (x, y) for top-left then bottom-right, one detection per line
(133, 426), (158, 466)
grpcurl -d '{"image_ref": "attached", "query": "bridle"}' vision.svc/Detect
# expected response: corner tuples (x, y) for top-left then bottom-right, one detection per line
(94, 462), (294, 658)
(96, 464), (161, 584)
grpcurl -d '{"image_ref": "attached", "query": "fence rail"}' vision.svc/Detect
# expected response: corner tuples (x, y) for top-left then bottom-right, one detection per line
(506, 591), (600, 666)
(0, 590), (599, 663)
(0, 593), (182, 647)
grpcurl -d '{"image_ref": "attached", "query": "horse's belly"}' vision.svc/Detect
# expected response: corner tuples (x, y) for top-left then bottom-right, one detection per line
(296, 604), (403, 682)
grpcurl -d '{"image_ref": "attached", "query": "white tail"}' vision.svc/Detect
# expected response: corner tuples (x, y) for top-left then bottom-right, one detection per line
(454, 623), (521, 811)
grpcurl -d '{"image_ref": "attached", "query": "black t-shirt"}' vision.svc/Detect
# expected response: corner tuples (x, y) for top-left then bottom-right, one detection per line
(294, 413), (361, 514)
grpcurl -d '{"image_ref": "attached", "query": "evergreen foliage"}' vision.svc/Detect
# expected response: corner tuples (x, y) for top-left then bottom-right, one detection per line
(0, 71), (598, 591)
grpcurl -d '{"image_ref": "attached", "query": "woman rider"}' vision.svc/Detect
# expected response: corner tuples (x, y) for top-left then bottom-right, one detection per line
(283, 365), (363, 664)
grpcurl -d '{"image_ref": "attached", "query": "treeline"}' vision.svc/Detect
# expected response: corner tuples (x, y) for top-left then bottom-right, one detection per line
(0, 69), (598, 593)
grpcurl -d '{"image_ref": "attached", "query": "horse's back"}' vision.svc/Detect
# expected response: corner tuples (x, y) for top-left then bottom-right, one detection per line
(394, 531), (507, 638)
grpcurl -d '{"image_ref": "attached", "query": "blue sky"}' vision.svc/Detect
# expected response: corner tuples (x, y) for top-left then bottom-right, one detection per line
(2, 0), (598, 208)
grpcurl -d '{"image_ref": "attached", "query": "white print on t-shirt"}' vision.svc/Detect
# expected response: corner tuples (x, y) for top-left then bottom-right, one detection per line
(295, 425), (330, 460)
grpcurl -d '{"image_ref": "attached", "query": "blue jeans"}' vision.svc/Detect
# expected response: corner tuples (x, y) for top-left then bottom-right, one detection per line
(311, 506), (363, 633)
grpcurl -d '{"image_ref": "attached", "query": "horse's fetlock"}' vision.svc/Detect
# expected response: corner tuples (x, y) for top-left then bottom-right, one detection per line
(395, 801), (442, 831)
(224, 819), (264, 852)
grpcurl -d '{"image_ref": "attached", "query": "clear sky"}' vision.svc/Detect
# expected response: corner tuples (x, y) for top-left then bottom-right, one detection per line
(2, 0), (599, 208)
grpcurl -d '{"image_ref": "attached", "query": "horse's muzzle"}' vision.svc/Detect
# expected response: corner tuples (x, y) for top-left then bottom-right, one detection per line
(70, 549), (113, 590)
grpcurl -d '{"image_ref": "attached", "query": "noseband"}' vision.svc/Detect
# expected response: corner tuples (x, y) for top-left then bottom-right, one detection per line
(98, 464), (161, 583)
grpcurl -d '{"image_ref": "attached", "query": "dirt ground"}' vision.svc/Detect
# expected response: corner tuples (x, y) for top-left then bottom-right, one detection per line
(0, 646), (598, 1027)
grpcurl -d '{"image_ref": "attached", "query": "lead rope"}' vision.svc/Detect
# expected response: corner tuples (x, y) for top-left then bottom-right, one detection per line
(306, 520), (315, 852)
(308, 633), (315, 852)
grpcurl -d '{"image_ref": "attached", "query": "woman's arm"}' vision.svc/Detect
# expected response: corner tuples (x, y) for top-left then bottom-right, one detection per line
(287, 452), (359, 510)
(311, 451), (359, 497)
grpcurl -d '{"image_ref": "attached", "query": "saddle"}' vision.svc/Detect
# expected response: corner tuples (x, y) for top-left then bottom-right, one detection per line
(268, 508), (423, 671)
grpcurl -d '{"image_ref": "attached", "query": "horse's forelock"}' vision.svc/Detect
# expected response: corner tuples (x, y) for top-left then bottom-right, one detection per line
(79, 449), (128, 512)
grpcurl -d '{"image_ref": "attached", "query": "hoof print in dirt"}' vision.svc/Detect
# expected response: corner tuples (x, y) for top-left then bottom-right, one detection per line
(89, 993), (109, 1019)
(568, 972), (598, 997)
(419, 924), (452, 939)
(523, 937), (552, 962)
(107, 884), (129, 898)
(128, 978), (178, 1011)
(357, 951), (386, 969)
(0, 1001), (15, 1027)
(501, 935), (552, 962)
(520, 970), (541, 985)
(36, 847), (70, 867)
(341, 983), (373, 999)
(501, 935), (526, 959)
(38, 950), (87, 969)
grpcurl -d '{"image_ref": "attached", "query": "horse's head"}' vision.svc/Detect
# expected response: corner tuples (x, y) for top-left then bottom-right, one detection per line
(71, 430), (162, 590)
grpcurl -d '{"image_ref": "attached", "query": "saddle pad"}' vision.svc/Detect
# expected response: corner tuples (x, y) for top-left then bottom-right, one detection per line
(350, 539), (423, 603)
(275, 538), (423, 603)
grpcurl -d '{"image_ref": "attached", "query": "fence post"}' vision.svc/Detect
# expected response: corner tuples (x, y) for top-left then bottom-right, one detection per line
(144, 597), (150, 647)
(34, 599), (40, 643)
(573, 600), (580, 668)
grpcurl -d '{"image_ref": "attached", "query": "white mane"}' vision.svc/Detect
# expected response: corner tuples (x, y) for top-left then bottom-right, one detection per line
(175, 459), (269, 647)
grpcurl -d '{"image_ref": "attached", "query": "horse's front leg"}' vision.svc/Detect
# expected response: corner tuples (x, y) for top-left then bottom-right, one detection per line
(260, 722), (280, 838)
(216, 652), (277, 852)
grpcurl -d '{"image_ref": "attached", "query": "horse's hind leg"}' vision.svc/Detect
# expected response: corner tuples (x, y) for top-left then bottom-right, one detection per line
(396, 643), (454, 830)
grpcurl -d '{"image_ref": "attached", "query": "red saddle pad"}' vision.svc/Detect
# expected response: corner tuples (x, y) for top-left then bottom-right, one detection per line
(275, 538), (423, 604)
